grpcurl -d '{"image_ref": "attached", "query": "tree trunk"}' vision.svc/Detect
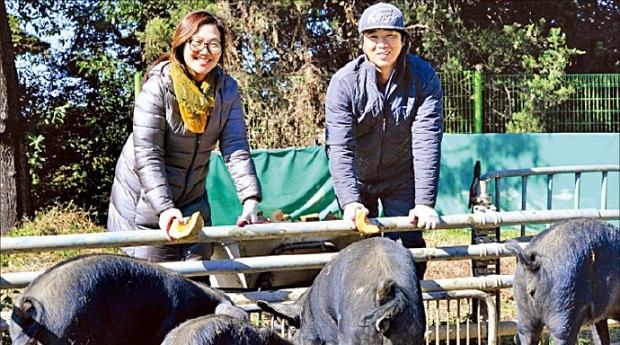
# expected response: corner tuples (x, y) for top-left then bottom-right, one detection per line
(0, 0), (32, 234)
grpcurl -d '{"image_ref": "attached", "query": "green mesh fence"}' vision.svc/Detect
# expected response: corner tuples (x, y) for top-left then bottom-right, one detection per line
(439, 71), (475, 133)
(482, 74), (529, 133)
(547, 74), (620, 132)
(232, 72), (618, 136)
(439, 72), (619, 133)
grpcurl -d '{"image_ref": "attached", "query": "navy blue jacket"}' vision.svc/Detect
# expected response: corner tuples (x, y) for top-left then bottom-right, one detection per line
(325, 54), (443, 208)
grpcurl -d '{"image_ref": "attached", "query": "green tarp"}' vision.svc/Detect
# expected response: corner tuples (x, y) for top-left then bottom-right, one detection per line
(207, 146), (340, 225)
(207, 133), (620, 226)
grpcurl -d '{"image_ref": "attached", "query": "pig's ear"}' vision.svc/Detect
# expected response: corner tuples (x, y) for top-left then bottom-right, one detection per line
(505, 240), (540, 272)
(215, 303), (249, 321)
(11, 298), (43, 335)
(525, 252), (541, 272)
(257, 300), (302, 328)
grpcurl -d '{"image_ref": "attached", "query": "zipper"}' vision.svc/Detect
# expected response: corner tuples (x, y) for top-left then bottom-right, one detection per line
(377, 101), (388, 180)
(376, 69), (396, 180)
(179, 134), (200, 202)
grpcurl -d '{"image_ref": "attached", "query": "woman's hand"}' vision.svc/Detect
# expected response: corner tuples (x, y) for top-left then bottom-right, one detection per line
(159, 208), (183, 239)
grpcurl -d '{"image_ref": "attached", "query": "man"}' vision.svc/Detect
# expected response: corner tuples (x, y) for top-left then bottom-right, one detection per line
(325, 3), (444, 278)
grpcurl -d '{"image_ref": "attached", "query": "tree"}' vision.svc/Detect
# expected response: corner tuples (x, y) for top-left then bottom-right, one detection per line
(453, 0), (619, 73)
(136, 1), (375, 148)
(0, 0), (32, 233)
(5, 0), (161, 222)
(407, 0), (584, 132)
(7, 0), (617, 223)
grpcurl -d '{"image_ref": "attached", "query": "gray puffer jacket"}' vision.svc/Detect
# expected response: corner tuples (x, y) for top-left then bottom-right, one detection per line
(108, 61), (261, 232)
(325, 54), (443, 208)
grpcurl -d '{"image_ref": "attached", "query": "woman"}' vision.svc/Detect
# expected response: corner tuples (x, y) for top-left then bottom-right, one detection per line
(108, 10), (262, 262)
(324, 3), (444, 279)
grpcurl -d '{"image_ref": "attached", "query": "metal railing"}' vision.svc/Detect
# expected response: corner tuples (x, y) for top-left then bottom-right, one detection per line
(2, 209), (618, 254)
(467, 164), (620, 339)
(472, 165), (619, 236)
(2, 242), (525, 289)
(2, 208), (618, 340)
(424, 290), (497, 345)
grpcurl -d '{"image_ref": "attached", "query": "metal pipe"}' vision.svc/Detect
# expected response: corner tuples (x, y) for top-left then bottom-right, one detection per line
(521, 176), (527, 236)
(479, 165), (619, 181)
(575, 172), (581, 209)
(601, 171), (608, 209)
(495, 178), (501, 211)
(2, 209), (617, 254)
(224, 275), (514, 305)
(473, 69), (484, 134)
(2, 271), (513, 298)
(0, 242), (526, 289)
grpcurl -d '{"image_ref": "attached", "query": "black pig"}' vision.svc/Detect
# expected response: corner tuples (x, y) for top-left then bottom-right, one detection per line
(161, 314), (294, 345)
(258, 237), (425, 345)
(9, 254), (247, 345)
(506, 218), (619, 345)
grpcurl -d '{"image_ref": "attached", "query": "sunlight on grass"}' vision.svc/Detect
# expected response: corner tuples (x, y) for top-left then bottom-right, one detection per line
(1, 203), (122, 343)
(1, 203), (120, 275)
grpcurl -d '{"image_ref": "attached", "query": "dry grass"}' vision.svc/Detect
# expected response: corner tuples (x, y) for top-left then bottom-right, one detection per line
(1, 203), (119, 274)
(0, 203), (119, 333)
(424, 229), (519, 322)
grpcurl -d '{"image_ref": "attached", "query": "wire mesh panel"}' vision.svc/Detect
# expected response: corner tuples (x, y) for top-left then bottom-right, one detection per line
(437, 72), (619, 133)
(241, 289), (497, 345)
(547, 74), (620, 132)
(483, 74), (529, 133)
(440, 71), (476, 134)
(479, 73), (619, 133)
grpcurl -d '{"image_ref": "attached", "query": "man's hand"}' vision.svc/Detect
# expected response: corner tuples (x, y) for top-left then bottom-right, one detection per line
(237, 199), (259, 226)
(408, 205), (439, 230)
(343, 202), (368, 229)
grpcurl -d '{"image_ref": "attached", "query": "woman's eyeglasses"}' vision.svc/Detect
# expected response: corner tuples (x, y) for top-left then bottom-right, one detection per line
(188, 38), (222, 54)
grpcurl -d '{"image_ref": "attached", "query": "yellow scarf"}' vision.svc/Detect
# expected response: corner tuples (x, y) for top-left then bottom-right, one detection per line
(170, 60), (218, 133)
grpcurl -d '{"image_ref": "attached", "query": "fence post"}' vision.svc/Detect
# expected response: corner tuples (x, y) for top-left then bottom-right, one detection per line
(134, 71), (143, 101)
(469, 160), (501, 338)
(474, 66), (483, 134)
